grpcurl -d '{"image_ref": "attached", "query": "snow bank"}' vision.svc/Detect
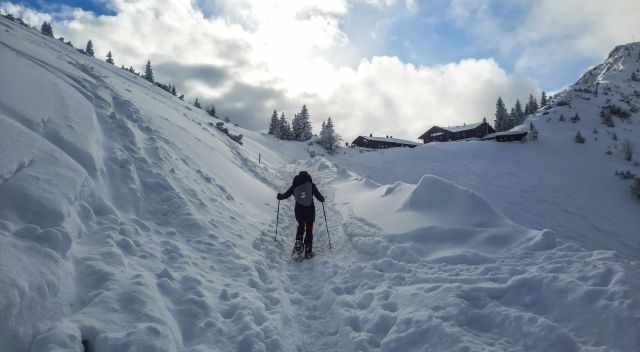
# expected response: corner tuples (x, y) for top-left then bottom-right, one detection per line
(401, 175), (504, 228)
(335, 172), (531, 253)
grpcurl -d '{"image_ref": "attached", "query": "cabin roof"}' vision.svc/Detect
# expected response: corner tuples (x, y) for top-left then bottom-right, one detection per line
(419, 121), (491, 139)
(354, 136), (419, 146)
(483, 130), (528, 139)
(441, 122), (484, 133)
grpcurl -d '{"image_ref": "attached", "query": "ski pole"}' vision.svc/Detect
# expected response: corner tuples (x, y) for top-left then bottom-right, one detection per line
(275, 199), (280, 241)
(322, 202), (332, 250)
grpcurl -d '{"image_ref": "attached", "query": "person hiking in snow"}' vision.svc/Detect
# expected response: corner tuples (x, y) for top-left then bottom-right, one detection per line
(277, 171), (325, 258)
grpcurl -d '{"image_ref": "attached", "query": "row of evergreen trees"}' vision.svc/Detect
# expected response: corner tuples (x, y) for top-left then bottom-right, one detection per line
(267, 106), (339, 152)
(268, 105), (313, 141)
(494, 91), (549, 132)
(36, 20), (191, 103)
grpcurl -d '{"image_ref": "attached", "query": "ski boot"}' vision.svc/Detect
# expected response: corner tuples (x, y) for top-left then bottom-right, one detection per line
(304, 250), (314, 259)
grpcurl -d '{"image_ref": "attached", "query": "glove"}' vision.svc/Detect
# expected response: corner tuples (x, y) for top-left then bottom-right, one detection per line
(277, 193), (284, 200)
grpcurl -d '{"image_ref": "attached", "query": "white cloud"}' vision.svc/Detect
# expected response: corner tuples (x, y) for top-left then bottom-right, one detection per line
(448, 0), (640, 80)
(1, 0), (534, 138)
(313, 56), (535, 140)
(0, 2), (51, 25)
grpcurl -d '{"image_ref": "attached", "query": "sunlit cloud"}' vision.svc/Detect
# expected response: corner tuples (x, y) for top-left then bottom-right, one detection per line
(1, 0), (537, 138)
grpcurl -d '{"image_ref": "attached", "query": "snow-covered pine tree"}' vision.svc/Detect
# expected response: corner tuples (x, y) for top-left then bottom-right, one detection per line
(194, 98), (201, 109)
(268, 110), (278, 135)
(278, 114), (292, 140)
(85, 40), (94, 57)
(540, 91), (548, 107)
(40, 21), (53, 37)
(291, 113), (303, 140)
(179, 94), (184, 101)
(319, 117), (338, 153)
(575, 131), (585, 144)
(299, 105), (312, 141)
(144, 60), (154, 83)
(171, 85), (177, 96)
(514, 99), (525, 125)
(507, 107), (517, 130)
(207, 105), (216, 117)
(526, 94), (538, 115)
(106, 51), (114, 65)
(494, 97), (509, 132)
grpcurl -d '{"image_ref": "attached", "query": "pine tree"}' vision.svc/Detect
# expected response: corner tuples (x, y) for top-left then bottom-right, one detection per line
(540, 91), (548, 107)
(494, 97), (509, 132)
(319, 117), (338, 153)
(179, 94), (184, 101)
(85, 40), (94, 56)
(106, 51), (114, 65)
(40, 21), (54, 37)
(171, 85), (177, 96)
(526, 94), (538, 115)
(194, 98), (201, 109)
(144, 60), (154, 83)
(508, 107), (517, 130)
(298, 105), (312, 141)
(575, 131), (585, 144)
(278, 113), (291, 140)
(268, 110), (278, 135)
(514, 99), (524, 125)
(207, 105), (216, 117)
(291, 113), (303, 140)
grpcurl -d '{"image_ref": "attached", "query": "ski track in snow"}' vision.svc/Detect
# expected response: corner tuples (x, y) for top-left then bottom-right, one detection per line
(1, 16), (640, 352)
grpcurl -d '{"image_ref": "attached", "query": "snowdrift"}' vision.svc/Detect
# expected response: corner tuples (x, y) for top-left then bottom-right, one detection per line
(401, 175), (504, 228)
(335, 173), (535, 256)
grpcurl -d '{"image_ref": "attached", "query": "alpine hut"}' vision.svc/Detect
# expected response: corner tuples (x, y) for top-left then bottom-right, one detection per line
(418, 119), (495, 144)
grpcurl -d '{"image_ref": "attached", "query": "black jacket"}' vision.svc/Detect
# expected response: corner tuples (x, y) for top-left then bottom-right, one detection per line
(278, 172), (324, 206)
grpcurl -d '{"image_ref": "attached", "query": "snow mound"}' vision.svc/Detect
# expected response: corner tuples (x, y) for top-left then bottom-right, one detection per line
(401, 175), (504, 228)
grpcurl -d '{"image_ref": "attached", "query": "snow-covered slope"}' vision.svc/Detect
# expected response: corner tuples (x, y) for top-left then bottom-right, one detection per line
(0, 16), (295, 352)
(1, 15), (640, 352)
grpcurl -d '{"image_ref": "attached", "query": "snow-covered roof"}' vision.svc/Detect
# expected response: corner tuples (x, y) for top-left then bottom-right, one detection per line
(441, 122), (484, 133)
(361, 136), (419, 146)
(483, 130), (528, 139)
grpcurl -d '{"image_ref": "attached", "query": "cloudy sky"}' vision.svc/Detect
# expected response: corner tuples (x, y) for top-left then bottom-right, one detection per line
(2, 0), (640, 140)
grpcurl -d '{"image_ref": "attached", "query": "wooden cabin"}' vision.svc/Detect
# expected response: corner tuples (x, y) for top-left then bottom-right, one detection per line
(351, 135), (418, 149)
(418, 120), (495, 143)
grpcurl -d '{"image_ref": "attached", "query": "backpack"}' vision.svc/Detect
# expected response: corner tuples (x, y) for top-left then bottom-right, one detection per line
(293, 182), (313, 207)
